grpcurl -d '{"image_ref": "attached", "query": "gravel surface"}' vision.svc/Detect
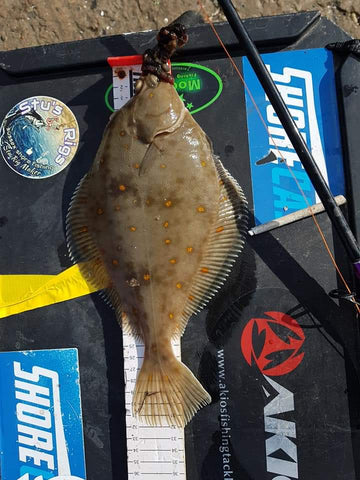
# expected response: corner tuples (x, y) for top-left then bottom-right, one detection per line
(0, 0), (359, 52)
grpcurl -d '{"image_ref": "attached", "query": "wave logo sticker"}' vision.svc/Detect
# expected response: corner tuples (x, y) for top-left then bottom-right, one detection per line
(0, 96), (79, 179)
(240, 311), (305, 376)
(0, 349), (86, 480)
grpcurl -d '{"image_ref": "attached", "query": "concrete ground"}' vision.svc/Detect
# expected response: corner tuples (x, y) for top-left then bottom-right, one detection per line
(0, 0), (359, 52)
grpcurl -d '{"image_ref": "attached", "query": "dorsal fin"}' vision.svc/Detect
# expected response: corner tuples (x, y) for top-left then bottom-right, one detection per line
(65, 175), (132, 329)
(176, 157), (248, 337)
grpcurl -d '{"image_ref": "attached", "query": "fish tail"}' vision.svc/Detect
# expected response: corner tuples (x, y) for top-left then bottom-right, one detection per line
(133, 348), (211, 427)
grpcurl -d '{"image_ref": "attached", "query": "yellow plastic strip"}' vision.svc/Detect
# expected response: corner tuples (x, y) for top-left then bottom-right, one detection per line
(0, 261), (109, 319)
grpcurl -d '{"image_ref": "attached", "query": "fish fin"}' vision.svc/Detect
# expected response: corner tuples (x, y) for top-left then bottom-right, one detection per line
(97, 289), (143, 340)
(66, 175), (124, 313)
(178, 157), (248, 336)
(139, 135), (167, 176)
(133, 349), (211, 427)
(118, 311), (143, 340)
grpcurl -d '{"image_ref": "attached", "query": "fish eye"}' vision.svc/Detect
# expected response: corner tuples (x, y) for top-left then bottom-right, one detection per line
(135, 78), (144, 94)
(145, 74), (159, 89)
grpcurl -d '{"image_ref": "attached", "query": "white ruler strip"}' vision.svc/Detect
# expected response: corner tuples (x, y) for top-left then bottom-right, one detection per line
(111, 63), (142, 111)
(123, 335), (186, 479)
(108, 57), (186, 479)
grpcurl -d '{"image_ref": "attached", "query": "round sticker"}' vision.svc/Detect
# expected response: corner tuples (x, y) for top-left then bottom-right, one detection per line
(0, 96), (79, 179)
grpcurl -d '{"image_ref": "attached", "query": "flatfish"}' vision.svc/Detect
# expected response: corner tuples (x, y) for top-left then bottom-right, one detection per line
(67, 24), (247, 427)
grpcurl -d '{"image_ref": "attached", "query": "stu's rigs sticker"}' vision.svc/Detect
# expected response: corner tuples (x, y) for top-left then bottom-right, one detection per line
(0, 96), (79, 179)
(0, 348), (86, 480)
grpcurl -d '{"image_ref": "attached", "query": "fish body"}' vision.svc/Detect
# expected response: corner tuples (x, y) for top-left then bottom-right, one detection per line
(67, 73), (247, 426)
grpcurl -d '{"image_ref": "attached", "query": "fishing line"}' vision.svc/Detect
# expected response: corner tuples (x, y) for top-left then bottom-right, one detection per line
(197, 0), (360, 315)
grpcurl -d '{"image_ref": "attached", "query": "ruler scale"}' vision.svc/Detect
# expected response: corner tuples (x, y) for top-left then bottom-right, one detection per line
(107, 55), (186, 480)
(123, 335), (186, 479)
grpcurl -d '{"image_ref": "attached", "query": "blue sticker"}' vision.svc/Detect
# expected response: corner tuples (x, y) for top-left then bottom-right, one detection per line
(0, 348), (86, 480)
(0, 96), (79, 179)
(243, 49), (345, 225)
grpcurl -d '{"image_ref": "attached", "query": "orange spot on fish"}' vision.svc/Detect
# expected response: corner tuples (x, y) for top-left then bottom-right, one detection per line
(163, 221), (169, 228)
(197, 206), (205, 213)
(219, 179), (224, 185)
(160, 164), (167, 168)
(112, 259), (119, 266)
(134, 163), (140, 169)
(120, 131), (126, 136)
(143, 273), (151, 281)
(216, 226), (224, 233)
(169, 313), (174, 319)
(129, 226), (137, 232)
(176, 282), (182, 289)
(169, 258), (177, 264)
(201, 161), (206, 167)
(188, 295), (194, 301)
(186, 246), (193, 253)
(146, 199), (151, 206)
(79, 226), (88, 233)
(119, 184), (126, 191)
(97, 208), (104, 215)
(201, 267), (209, 274)
(149, 93), (154, 98)
(114, 205), (121, 211)
(165, 239), (171, 245)
(164, 200), (172, 207)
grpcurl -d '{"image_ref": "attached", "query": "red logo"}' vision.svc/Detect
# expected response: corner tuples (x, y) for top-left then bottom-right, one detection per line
(240, 311), (305, 376)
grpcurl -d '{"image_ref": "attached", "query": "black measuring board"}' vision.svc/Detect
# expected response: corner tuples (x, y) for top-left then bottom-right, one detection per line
(0, 10), (359, 480)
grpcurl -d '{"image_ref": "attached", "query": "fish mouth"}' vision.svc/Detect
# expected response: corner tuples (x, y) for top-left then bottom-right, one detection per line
(141, 23), (188, 85)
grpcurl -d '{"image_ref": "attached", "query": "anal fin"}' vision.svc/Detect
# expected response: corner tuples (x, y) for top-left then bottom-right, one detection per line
(178, 157), (248, 335)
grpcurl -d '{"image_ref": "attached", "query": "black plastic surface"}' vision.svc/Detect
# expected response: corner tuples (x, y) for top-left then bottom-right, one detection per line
(338, 55), (360, 240)
(0, 11), (359, 480)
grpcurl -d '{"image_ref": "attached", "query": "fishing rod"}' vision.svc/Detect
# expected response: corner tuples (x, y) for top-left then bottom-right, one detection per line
(217, 0), (360, 290)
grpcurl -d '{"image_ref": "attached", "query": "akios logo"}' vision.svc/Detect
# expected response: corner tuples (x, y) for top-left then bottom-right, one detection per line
(241, 312), (305, 480)
(240, 311), (305, 376)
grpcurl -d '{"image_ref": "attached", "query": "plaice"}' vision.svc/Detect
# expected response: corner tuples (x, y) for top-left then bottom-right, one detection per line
(66, 23), (247, 426)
